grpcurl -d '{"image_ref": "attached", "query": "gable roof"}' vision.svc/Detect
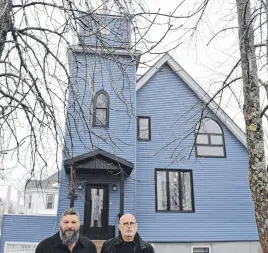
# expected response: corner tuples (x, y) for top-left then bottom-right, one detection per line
(25, 171), (60, 190)
(136, 53), (246, 147)
(64, 149), (134, 176)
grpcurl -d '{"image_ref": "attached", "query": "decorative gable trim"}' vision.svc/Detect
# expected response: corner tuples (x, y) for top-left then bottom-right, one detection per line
(64, 149), (134, 176)
(136, 53), (246, 147)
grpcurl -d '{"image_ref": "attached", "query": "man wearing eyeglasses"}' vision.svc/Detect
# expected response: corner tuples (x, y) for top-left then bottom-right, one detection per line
(100, 214), (154, 253)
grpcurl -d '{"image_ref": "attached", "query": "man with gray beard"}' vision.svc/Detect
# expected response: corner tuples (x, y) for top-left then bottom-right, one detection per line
(35, 208), (97, 253)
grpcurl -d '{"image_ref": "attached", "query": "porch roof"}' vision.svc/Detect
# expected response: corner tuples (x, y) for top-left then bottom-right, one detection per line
(64, 149), (134, 176)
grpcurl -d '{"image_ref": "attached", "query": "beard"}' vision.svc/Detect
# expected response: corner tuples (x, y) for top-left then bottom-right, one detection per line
(59, 227), (80, 246)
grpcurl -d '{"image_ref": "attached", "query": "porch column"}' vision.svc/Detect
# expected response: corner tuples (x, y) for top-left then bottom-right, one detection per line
(119, 170), (124, 217)
(69, 165), (76, 208)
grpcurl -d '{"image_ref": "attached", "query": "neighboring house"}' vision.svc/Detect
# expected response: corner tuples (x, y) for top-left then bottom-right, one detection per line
(0, 199), (3, 214)
(0, 10), (261, 253)
(24, 172), (59, 215)
(0, 198), (3, 239)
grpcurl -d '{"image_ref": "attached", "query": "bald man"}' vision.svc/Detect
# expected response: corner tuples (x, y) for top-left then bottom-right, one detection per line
(100, 214), (154, 253)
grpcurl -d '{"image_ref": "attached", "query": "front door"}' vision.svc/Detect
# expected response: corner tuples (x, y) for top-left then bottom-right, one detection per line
(84, 185), (109, 238)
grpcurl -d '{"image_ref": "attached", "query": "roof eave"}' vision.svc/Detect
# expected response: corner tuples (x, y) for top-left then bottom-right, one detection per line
(136, 53), (247, 147)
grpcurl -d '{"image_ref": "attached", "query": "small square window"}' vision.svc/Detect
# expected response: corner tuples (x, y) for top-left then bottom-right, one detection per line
(210, 135), (223, 145)
(191, 246), (211, 253)
(137, 116), (151, 141)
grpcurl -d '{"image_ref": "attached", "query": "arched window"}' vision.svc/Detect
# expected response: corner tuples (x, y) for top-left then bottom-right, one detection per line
(195, 118), (226, 157)
(93, 90), (109, 127)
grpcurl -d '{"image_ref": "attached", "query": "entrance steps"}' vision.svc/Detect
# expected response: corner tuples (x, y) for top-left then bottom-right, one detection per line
(92, 240), (105, 253)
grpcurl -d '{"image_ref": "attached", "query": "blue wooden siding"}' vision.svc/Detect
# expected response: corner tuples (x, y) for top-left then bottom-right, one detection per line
(0, 215), (56, 253)
(58, 15), (136, 233)
(58, 51), (137, 227)
(136, 64), (258, 241)
(66, 53), (136, 163)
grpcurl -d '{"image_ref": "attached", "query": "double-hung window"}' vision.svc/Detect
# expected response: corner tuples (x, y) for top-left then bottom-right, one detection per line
(46, 194), (54, 209)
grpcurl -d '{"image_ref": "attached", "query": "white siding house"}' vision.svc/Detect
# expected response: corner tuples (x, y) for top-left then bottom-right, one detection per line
(24, 172), (59, 215)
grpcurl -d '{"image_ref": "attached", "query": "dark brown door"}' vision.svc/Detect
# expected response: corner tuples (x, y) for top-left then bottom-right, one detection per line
(84, 185), (109, 238)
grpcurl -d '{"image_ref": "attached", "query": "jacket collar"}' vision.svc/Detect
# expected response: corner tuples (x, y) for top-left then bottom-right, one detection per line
(52, 231), (87, 248)
(115, 233), (146, 249)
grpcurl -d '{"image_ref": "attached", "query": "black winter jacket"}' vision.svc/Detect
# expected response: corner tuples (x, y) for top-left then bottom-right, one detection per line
(35, 232), (97, 253)
(100, 233), (154, 253)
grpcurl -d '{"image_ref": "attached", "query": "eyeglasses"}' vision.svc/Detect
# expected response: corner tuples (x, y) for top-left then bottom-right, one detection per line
(119, 222), (136, 227)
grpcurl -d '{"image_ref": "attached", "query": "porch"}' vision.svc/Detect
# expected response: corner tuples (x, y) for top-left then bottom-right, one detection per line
(64, 148), (134, 240)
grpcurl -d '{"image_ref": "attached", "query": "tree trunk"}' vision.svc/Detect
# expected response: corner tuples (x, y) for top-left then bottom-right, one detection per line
(0, 0), (11, 59)
(236, 0), (268, 252)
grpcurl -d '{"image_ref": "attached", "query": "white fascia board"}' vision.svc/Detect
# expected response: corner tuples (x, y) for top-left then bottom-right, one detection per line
(70, 46), (142, 58)
(68, 46), (142, 69)
(137, 53), (247, 147)
(136, 53), (171, 91)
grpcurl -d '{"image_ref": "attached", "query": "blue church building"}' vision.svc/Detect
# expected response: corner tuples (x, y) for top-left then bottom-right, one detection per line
(0, 9), (260, 253)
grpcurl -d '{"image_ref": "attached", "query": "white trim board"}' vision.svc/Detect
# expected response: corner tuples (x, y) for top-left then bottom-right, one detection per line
(4, 242), (38, 253)
(70, 46), (141, 58)
(4, 242), (38, 246)
(136, 53), (246, 147)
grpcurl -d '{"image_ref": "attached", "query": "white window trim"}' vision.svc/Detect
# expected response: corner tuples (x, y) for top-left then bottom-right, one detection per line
(137, 116), (151, 141)
(191, 245), (212, 253)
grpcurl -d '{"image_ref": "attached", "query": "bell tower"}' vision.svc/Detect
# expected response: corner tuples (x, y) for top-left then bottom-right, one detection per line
(78, 2), (132, 49)
(67, 2), (140, 160)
